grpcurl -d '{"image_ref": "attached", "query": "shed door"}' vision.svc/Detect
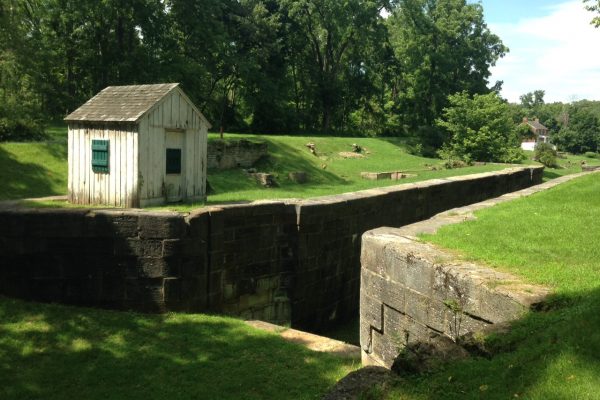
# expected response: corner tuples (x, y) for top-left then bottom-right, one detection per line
(165, 130), (185, 202)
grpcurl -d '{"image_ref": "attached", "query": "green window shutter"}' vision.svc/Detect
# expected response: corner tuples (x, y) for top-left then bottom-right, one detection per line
(166, 148), (182, 174)
(92, 139), (109, 173)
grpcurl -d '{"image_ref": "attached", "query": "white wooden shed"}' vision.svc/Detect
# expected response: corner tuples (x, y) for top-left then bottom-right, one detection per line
(65, 83), (211, 207)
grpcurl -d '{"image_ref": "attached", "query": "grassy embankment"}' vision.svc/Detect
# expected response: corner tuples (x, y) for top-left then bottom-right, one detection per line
(370, 173), (600, 399)
(0, 297), (358, 400)
(5, 125), (594, 206)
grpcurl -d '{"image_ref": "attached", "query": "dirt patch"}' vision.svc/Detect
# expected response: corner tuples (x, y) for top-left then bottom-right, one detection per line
(339, 152), (365, 159)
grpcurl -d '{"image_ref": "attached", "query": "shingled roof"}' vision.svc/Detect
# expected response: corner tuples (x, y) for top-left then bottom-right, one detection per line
(523, 118), (548, 131)
(65, 83), (180, 123)
(527, 119), (547, 131)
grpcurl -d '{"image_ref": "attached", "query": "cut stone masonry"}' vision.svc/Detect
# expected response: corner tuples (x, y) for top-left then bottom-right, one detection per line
(0, 166), (544, 333)
(360, 171), (596, 368)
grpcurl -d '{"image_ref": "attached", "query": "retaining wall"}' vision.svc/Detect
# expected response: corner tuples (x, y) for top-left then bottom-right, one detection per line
(207, 139), (268, 170)
(0, 166), (543, 332)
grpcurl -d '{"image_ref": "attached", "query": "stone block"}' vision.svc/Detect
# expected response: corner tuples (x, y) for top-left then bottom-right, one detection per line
(93, 212), (140, 237)
(135, 257), (167, 278)
(187, 210), (210, 238)
(138, 213), (186, 239)
(370, 329), (400, 369)
(125, 278), (164, 304)
(360, 290), (383, 332)
(403, 256), (434, 297)
(162, 239), (182, 257)
(405, 289), (430, 326)
(179, 257), (206, 278)
(113, 238), (163, 257)
(164, 278), (181, 304)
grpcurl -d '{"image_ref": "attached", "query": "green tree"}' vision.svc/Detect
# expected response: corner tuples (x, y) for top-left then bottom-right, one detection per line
(387, 0), (507, 145)
(436, 91), (523, 163)
(519, 90), (545, 116)
(280, 0), (390, 132)
(585, 0), (600, 26)
(554, 102), (600, 154)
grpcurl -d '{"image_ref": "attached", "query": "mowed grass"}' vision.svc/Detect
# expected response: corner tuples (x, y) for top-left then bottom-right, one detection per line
(375, 173), (600, 399)
(0, 135), (67, 201)
(0, 125), (507, 206)
(200, 134), (506, 207)
(0, 297), (358, 400)
(2, 125), (598, 208)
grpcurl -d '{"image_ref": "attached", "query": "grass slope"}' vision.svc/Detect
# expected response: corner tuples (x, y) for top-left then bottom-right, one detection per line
(201, 134), (504, 207)
(2, 126), (598, 207)
(0, 297), (357, 400)
(377, 173), (600, 399)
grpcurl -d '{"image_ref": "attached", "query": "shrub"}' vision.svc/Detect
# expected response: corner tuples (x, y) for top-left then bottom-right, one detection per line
(0, 119), (46, 142)
(534, 142), (559, 168)
(500, 147), (527, 164)
(436, 92), (522, 163)
(584, 151), (599, 159)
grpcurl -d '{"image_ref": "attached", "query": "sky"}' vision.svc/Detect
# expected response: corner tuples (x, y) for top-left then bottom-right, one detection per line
(478, 0), (600, 103)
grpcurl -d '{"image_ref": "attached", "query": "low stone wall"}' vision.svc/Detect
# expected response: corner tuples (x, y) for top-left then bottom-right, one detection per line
(0, 166), (543, 332)
(207, 139), (268, 170)
(360, 229), (550, 368)
(356, 171), (600, 367)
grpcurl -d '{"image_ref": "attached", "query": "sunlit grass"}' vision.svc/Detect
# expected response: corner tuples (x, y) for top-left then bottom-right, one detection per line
(0, 297), (358, 400)
(378, 173), (600, 399)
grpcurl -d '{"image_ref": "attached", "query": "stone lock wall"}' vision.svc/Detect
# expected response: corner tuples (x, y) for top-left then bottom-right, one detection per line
(0, 167), (543, 332)
(0, 209), (207, 313)
(358, 168), (576, 368)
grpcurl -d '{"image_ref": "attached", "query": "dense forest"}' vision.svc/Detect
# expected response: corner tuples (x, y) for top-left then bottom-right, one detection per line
(0, 0), (505, 136)
(1, 0), (599, 156)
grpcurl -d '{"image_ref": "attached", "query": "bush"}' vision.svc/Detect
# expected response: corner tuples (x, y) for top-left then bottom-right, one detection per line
(436, 92), (522, 163)
(584, 151), (599, 159)
(0, 119), (46, 142)
(500, 147), (527, 164)
(534, 142), (559, 168)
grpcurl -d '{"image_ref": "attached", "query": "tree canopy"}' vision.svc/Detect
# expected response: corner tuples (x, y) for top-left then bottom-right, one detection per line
(1, 0), (506, 140)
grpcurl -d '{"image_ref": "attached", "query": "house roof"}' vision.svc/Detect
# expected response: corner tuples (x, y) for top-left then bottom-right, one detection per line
(526, 119), (548, 131)
(65, 83), (181, 123)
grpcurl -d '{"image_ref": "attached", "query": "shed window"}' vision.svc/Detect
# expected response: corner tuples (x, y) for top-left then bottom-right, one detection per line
(166, 148), (182, 174)
(91, 140), (109, 173)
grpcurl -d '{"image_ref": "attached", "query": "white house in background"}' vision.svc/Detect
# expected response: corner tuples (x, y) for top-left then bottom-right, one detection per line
(65, 83), (211, 208)
(521, 117), (550, 151)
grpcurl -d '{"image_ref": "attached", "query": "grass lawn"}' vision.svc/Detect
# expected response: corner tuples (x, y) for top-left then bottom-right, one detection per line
(0, 125), (508, 207)
(374, 173), (600, 399)
(0, 297), (358, 400)
(0, 123), (68, 200)
(2, 126), (599, 208)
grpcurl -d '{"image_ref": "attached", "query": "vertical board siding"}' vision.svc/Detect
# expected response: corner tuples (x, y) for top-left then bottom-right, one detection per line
(137, 89), (207, 205)
(68, 88), (207, 208)
(68, 123), (139, 207)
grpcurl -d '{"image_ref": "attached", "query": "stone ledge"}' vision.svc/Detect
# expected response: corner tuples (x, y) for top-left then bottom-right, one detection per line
(360, 170), (598, 368)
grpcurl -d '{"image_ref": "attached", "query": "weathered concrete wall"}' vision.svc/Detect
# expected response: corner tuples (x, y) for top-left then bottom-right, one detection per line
(207, 139), (268, 170)
(0, 166), (543, 332)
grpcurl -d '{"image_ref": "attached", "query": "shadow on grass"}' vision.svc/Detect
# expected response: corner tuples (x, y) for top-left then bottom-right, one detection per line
(387, 288), (600, 399)
(0, 145), (66, 201)
(0, 297), (356, 400)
